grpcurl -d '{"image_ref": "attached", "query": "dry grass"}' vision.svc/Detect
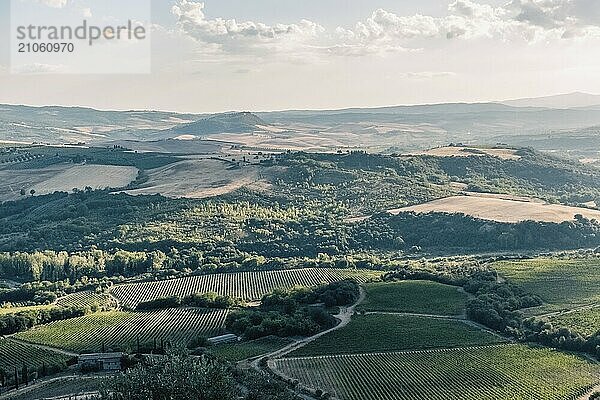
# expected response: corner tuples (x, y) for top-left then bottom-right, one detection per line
(0, 164), (138, 201)
(409, 146), (521, 160)
(123, 158), (271, 199)
(389, 194), (600, 223)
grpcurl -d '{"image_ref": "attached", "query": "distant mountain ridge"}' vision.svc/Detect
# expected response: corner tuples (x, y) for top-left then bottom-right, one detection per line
(501, 92), (600, 109)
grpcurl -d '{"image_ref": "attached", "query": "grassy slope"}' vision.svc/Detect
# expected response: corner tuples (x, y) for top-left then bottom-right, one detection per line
(288, 314), (505, 357)
(361, 280), (466, 315)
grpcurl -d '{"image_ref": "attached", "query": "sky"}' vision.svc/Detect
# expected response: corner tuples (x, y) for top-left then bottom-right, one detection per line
(0, 0), (600, 113)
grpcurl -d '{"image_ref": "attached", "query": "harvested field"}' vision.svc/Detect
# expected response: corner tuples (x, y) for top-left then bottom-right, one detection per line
(409, 146), (521, 160)
(0, 164), (138, 201)
(123, 158), (270, 198)
(389, 195), (600, 223)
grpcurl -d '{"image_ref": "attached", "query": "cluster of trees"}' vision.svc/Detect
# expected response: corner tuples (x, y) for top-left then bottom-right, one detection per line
(0, 306), (89, 335)
(136, 292), (245, 311)
(100, 345), (299, 400)
(227, 280), (359, 340)
(351, 212), (600, 252)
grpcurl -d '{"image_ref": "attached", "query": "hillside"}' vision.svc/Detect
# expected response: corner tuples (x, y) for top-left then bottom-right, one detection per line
(159, 112), (268, 137)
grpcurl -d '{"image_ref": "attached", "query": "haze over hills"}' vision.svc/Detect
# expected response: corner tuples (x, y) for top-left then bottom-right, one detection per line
(1, 93), (599, 161)
(501, 92), (600, 109)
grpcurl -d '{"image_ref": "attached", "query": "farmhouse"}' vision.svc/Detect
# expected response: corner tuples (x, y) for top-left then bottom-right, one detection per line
(78, 352), (123, 371)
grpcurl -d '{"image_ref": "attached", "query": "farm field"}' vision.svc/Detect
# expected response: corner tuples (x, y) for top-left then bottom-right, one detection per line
(0, 338), (72, 372)
(361, 281), (466, 315)
(0, 376), (106, 400)
(273, 344), (600, 400)
(493, 257), (600, 313)
(15, 308), (227, 353)
(0, 164), (138, 202)
(55, 291), (114, 309)
(389, 195), (600, 223)
(112, 268), (380, 309)
(210, 336), (292, 362)
(288, 314), (505, 357)
(123, 158), (269, 199)
(550, 307), (600, 337)
(408, 146), (521, 160)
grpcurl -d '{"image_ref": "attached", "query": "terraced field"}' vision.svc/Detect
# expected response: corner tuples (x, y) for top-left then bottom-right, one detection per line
(15, 308), (227, 353)
(112, 268), (380, 309)
(289, 314), (505, 357)
(0, 338), (72, 372)
(361, 280), (466, 315)
(493, 257), (600, 314)
(274, 344), (600, 400)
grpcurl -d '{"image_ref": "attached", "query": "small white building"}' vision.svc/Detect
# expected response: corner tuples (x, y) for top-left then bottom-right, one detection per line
(78, 353), (123, 371)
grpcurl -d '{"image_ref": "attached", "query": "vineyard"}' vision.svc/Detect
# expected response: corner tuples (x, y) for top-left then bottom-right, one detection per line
(493, 257), (600, 314)
(112, 268), (380, 309)
(274, 344), (600, 400)
(361, 281), (466, 315)
(0, 338), (71, 372)
(550, 307), (600, 337)
(55, 291), (114, 310)
(15, 308), (228, 353)
(0, 376), (106, 400)
(289, 314), (505, 357)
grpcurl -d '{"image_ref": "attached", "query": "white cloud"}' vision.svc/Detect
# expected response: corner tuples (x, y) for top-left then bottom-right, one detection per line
(171, 0), (600, 60)
(171, 0), (324, 55)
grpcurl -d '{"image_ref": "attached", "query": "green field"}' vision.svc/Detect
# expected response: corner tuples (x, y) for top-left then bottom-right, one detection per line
(288, 314), (505, 357)
(550, 307), (600, 337)
(0, 338), (72, 372)
(210, 336), (292, 362)
(15, 308), (227, 353)
(361, 281), (466, 315)
(274, 344), (600, 400)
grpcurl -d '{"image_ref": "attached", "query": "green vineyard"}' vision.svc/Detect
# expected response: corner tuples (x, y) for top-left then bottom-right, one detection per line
(289, 314), (505, 357)
(274, 344), (600, 400)
(55, 291), (114, 309)
(0, 338), (71, 372)
(112, 268), (380, 309)
(361, 280), (467, 315)
(15, 308), (228, 353)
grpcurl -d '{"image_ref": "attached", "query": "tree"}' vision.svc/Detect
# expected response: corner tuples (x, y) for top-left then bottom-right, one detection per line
(101, 345), (237, 400)
(29, 189), (36, 196)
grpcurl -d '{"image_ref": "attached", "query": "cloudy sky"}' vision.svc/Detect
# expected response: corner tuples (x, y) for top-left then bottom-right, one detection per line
(1, 0), (599, 113)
